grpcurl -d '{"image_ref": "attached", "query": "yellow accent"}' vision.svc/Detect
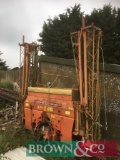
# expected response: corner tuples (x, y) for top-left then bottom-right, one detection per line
(65, 111), (70, 115)
(28, 87), (73, 95)
(47, 107), (53, 112)
(25, 103), (29, 107)
(51, 114), (55, 118)
(44, 106), (46, 111)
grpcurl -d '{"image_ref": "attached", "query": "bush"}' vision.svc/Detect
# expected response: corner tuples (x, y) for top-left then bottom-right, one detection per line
(0, 81), (13, 90)
(0, 125), (34, 154)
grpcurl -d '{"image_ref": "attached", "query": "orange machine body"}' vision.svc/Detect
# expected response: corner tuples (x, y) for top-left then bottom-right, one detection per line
(24, 87), (79, 141)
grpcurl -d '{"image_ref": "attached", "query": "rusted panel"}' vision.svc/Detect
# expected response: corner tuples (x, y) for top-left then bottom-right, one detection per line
(24, 108), (32, 130)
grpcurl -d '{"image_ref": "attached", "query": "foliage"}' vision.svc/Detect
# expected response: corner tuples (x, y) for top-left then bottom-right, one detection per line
(0, 53), (9, 71)
(0, 125), (34, 154)
(0, 81), (13, 90)
(0, 81), (14, 109)
(39, 4), (120, 64)
(85, 4), (120, 64)
(39, 4), (83, 59)
(0, 100), (12, 110)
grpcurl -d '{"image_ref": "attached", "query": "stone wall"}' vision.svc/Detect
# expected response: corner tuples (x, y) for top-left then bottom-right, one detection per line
(40, 61), (77, 88)
(0, 55), (120, 142)
(100, 72), (120, 142)
(39, 56), (120, 142)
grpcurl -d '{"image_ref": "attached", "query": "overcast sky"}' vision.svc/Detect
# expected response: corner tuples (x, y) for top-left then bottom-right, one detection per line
(0, 0), (120, 69)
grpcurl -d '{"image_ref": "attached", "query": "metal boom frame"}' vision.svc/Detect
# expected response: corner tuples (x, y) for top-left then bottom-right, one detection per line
(71, 20), (102, 140)
(19, 36), (39, 122)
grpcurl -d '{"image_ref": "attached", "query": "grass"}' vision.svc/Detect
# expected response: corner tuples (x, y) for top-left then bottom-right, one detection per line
(0, 124), (34, 155)
(0, 81), (13, 90)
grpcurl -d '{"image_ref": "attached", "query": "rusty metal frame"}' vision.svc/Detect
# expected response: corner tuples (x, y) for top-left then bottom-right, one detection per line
(19, 36), (39, 122)
(71, 18), (102, 140)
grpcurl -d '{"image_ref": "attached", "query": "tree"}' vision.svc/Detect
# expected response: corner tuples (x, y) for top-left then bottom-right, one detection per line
(0, 52), (9, 70)
(114, 8), (120, 64)
(39, 4), (83, 59)
(39, 4), (120, 64)
(85, 4), (120, 64)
